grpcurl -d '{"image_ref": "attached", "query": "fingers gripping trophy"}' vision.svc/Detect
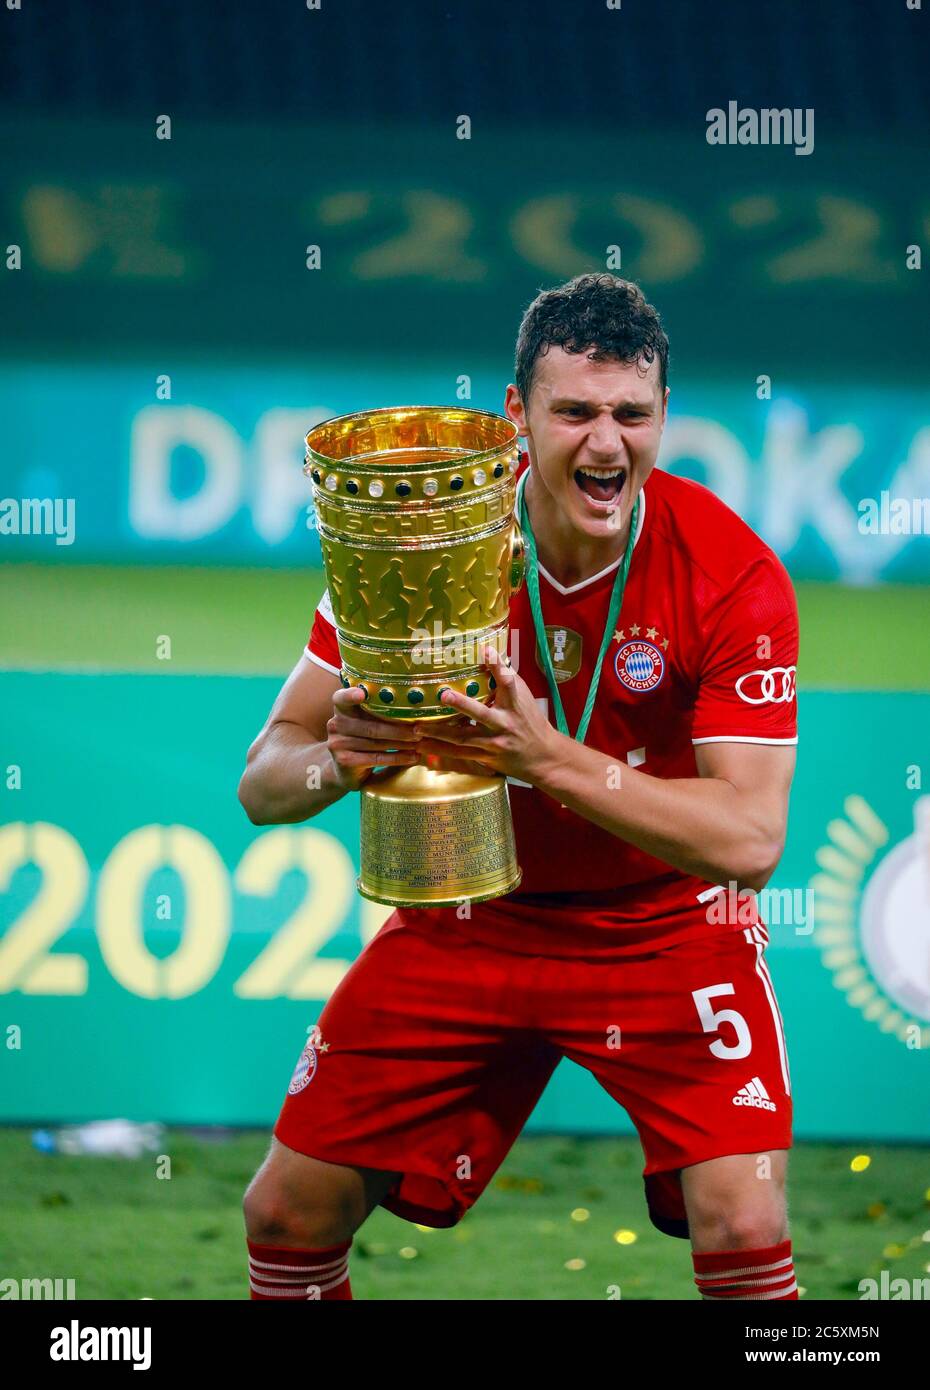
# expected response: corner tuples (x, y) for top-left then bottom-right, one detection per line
(304, 406), (526, 908)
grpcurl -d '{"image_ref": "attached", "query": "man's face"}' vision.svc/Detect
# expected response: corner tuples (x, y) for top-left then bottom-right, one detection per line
(504, 346), (668, 540)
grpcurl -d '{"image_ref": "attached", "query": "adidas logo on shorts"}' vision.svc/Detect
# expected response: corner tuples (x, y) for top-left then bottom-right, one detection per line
(732, 1076), (777, 1112)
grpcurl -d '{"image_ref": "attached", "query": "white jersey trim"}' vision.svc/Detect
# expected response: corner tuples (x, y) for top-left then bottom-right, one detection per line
(317, 588), (336, 625)
(303, 589), (341, 673)
(304, 647), (340, 675)
(516, 468), (646, 596)
(692, 735), (798, 746)
(744, 926), (792, 1096)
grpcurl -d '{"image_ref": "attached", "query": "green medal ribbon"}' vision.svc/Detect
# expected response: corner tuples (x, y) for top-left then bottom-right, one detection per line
(517, 470), (640, 745)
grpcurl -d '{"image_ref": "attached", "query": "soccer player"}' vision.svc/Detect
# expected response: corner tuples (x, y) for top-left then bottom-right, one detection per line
(239, 274), (799, 1302)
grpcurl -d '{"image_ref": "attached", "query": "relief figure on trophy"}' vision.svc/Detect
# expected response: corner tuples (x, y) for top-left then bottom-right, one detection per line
(328, 552), (370, 631)
(461, 545), (497, 629)
(375, 557), (420, 633)
(421, 555), (455, 634)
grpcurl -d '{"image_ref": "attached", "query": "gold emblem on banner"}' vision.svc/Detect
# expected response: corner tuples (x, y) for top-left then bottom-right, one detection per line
(811, 794), (930, 1047)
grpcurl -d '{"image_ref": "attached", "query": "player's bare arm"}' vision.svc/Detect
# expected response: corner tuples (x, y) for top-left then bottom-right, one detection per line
(417, 643), (795, 893)
(237, 657), (424, 824)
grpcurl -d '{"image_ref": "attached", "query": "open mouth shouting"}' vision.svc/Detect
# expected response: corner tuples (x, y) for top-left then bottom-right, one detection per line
(573, 464), (627, 512)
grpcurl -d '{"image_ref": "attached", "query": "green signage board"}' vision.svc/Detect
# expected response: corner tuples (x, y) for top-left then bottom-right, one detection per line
(1, 673), (928, 1141)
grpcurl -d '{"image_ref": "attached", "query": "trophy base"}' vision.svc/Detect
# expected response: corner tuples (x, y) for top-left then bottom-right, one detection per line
(357, 764), (522, 908)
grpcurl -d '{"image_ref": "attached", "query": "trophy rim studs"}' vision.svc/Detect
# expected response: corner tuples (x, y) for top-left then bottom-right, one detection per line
(408, 689), (424, 703)
(466, 679), (480, 696)
(306, 404), (517, 470)
(378, 688), (395, 703)
(309, 463), (518, 501)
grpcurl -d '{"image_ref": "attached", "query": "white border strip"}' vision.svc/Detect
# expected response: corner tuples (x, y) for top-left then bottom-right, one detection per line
(696, 884), (725, 903)
(692, 735), (798, 746)
(745, 927), (792, 1096)
(304, 647), (340, 675)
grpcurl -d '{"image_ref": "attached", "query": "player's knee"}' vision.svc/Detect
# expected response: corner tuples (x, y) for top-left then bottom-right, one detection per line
(242, 1184), (290, 1243)
(242, 1170), (355, 1247)
(687, 1175), (787, 1250)
(723, 1214), (787, 1250)
(690, 1196), (787, 1251)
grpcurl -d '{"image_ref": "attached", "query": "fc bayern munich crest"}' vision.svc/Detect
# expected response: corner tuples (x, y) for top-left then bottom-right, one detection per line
(614, 638), (665, 693)
(287, 1041), (318, 1095)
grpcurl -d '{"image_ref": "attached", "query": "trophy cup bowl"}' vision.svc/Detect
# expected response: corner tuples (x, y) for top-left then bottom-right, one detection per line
(304, 405), (526, 908)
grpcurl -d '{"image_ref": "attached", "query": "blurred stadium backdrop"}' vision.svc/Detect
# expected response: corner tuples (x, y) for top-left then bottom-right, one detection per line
(1, 0), (929, 1299)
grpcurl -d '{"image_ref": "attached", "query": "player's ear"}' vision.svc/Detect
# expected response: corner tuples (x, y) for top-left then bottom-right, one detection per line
(504, 383), (527, 436)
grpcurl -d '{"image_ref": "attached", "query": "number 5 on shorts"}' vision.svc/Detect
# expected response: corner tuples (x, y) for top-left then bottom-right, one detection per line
(692, 983), (752, 1059)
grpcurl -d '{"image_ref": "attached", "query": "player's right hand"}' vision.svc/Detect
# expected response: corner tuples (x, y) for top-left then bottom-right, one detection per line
(325, 685), (428, 791)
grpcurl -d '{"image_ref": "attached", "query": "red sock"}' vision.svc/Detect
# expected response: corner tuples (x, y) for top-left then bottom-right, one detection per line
(247, 1239), (353, 1300)
(693, 1238), (797, 1300)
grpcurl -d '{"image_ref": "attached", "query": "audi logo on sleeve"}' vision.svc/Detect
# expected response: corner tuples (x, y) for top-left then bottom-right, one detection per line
(734, 666), (797, 705)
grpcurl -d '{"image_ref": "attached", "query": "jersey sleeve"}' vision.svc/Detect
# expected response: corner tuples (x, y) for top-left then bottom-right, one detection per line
(691, 554), (798, 745)
(304, 588), (342, 675)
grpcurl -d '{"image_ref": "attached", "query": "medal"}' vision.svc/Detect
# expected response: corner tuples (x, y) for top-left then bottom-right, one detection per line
(517, 469), (640, 745)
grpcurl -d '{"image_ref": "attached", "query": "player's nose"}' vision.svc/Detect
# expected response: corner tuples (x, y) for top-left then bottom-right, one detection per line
(585, 419), (624, 458)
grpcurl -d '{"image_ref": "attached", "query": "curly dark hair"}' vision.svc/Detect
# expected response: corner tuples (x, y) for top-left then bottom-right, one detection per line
(514, 273), (669, 407)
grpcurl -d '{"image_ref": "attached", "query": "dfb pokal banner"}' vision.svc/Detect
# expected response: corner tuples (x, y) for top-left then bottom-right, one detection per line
(2, 362), (929, 583)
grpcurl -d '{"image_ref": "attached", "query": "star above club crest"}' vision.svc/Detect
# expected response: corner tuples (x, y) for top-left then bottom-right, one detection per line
(646, 626), (658, 639)
(319, 1041), (330, 1052)
(630, 623), (641, 636)
(661, 637), (669, 650)
(614, 629), (625, 642)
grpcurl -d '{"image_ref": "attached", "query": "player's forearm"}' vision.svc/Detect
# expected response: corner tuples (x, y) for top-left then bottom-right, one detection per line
(238, 722), (348, 825)
(532, 735), (783, 891)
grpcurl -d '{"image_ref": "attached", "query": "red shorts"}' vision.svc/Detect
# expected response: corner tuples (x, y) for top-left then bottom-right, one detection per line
(274, 912), (792, 1239)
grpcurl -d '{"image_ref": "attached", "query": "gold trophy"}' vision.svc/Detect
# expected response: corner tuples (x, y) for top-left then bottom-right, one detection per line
(304, 406), (525, 908)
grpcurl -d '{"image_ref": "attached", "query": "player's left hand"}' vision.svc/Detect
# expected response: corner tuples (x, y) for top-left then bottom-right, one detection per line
(413, 643), (559, 784)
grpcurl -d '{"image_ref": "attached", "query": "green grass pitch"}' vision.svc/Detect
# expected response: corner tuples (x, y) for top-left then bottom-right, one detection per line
(2, 564), (929, 687)
(1, 1129), (928, 1300)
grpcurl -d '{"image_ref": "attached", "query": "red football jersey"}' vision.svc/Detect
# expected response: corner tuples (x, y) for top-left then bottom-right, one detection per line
(305, 454), (799, 959)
